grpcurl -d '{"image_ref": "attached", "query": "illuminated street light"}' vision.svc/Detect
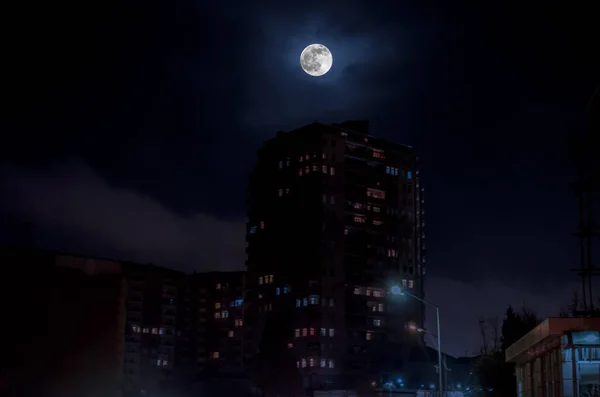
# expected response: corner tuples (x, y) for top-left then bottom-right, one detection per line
(392, 285), (444, 396)
(391, 285), (403, 295)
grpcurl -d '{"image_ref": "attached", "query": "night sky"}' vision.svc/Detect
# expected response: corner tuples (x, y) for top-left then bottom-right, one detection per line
(2, 0), (599, 357)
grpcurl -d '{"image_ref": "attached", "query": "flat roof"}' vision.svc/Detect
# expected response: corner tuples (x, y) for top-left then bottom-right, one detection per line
(505, 317), (600, 363)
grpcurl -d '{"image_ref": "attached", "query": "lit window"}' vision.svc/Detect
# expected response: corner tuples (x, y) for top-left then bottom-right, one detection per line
(303, 298), (308, 306)
(279, 161), (283, 169)
(163, 360), (168, 366)
(407, 171), (412, 179)
(373, 289), (384, 298)
(157, 359), (162, 366)
(258, 294), (263, 299)
(306, 154), (310, 160)
(286, 188), (290, 195)
(354, 286), (364, 295)
(276, 287), (281, 295)
(212, 352), (220, 359)
(374, 319), (382, 327)
(132, 325), (140, 333)
(302, 328), (308, 336)
(235, 319), (243, 327)
(288, 343), (293, 348)
(329, 298), (335, 307)
(214, 312), (221, 319)
(386, 166), (390, 174)
(321, 328), (327, 336)
(296, 299), (301, 307)
(373, 220), (383, 226)
(372, 150), (385, 159)
(152, 328), (158, 335)
(373, 206), (380, 213)
(299, 169), (303, 176)
(322, 153), (326, 159)
(366, 332), (372, 341)
(222, 311), (229, 318)
(354, 202), (362, 209)
(216, 283), (222, 290)
(344, 228), (349, 235)
(329, 359), (335, 368)
(312, 165), (318, 171)
(228, 330), (234, 338)
(366, 188), (386, 199)
(354, 216), (366, 224)
(215, 302), (221, 309)
(143, 328), (149, 334)
(320, 358), (326, 368)
(329, 328), (335, 337)
(299, 156), (303, 162)
(268, 274), (274, 283)
(296, 361), (300, 368)
(249, 226), (257, 234)
(330, 167), (335, 176)
(159, 327), (165, 335)
(366, 288), (372, 296)
(322, 165), (328, 173)
(278, 189), (283, 197)
(295, 329), (300, 337)
(402, 279), (407, 287)
(301, 358), (307, 368)
(378, 304), (384, 312)
(260, 221), (265, 229)
(408, 280), (414, 289)
(310, 328), (315, 336)
(309, 357), (315, 367)
(305, 166), (310, 174)
(309, 295), (319, 305)
(284, 286), (290, 294)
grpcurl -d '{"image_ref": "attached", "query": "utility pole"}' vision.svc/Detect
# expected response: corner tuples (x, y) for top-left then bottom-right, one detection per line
(570, 87), (600, 315)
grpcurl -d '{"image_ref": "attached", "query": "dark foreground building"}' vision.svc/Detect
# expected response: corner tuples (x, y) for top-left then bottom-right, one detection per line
(0, 245), (247, 397)
(245, 120), (427, 391)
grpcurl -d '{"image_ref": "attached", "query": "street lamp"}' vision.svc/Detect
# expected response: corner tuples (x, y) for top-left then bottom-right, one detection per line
(392, 286), (443, 397)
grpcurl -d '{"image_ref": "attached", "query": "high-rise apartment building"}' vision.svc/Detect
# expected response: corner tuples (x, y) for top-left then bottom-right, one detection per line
(245, 120), (426, 390)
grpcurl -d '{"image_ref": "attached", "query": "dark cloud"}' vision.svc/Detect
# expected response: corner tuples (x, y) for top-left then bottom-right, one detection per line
(0, 162), (245, 272)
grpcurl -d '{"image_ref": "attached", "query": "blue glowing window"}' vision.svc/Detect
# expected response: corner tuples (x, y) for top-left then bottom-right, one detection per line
(275, 287), (281, 295)
(407, 171), (412, 180)
(249, 226), (257, 234)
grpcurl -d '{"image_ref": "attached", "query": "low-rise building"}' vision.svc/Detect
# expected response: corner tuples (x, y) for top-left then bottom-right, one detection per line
(505, 317), (600, 397)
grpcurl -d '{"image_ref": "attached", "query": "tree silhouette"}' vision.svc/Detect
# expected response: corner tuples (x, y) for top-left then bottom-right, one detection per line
(474, 305), (540, 397)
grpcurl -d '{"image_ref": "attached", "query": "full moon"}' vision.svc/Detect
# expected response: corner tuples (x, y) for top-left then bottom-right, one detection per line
(300, 44), (333, 77)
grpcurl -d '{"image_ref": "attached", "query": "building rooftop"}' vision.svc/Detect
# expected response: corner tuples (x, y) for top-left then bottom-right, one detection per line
(505, 317), (600, 363)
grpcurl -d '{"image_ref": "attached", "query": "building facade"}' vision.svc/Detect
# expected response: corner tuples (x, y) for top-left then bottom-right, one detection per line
(505, 317), (600, 397)
(245, 121), (426, 390)
(1, 245), (249, 397)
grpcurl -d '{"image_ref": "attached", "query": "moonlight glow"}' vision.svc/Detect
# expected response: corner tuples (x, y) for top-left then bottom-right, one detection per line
(300, 44), (333, 77)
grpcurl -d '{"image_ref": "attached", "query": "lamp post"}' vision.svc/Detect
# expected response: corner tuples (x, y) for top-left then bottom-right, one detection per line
(391, 286), (443, 397)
